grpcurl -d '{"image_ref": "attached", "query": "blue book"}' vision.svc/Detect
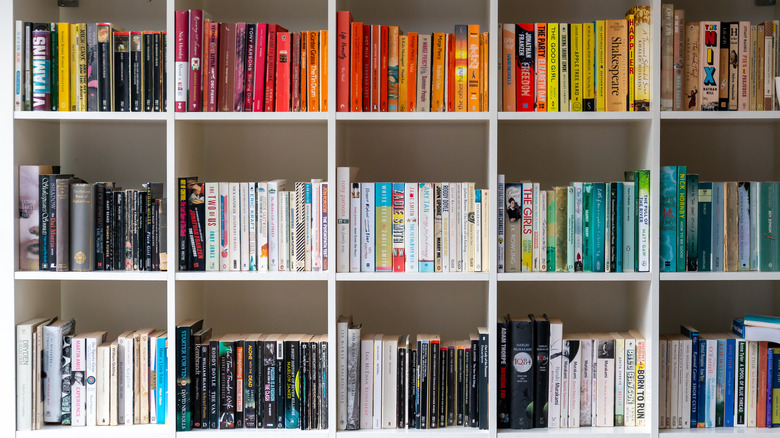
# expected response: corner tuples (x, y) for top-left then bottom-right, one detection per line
(157, 336), (167, 424)
(616, 182), (623, 273)
(724, 337), (735, 427)
(698, 338), (707, 428)
(772, 347), (780, 427)
(681, 325), (699, 426)
(716, 339), (726, 426)
(592, 183), (606, 272)
(711, 182), (724, 271)
(660, 166), (678, 272)
(583, 183), (593, 272)
(697, 182), (712, 271)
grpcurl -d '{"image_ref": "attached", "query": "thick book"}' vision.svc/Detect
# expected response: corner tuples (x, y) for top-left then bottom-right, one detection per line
(507, 316), (534, 428)
(700, 22), (720, 110)
(20, 165), (59, 271)
(43, 319), (75, 423)
(176, 320), (204, 431)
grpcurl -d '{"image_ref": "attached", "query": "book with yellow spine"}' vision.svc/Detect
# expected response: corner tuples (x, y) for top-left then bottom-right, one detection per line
(626, 13), (636, 111)
(605, 19), (628, 111)
(69, 24), (79, 111)
(432, 32), (446, 111)
(467, 25), (480, 112)
(595, 20), (606, 111)
(78, 24), (87, 111)
(58, 22), (70, 111)
(583, 23), (595, 111)
(547, 23), (559, 112)
(631, 6), (651, 110)
(571, 23), (583, 111)
(398, 35), (408, 112)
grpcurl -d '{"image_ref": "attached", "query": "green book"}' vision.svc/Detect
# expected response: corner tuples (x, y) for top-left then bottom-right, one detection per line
(758, 182), (780, 271)
(660, 166), (677, 272)
(676, 166), (687, 272)
(567, 186), (575, 272)
(635, 170), (651, 272)
(555, 187), (567, 272)
(583, 183), (593, 272)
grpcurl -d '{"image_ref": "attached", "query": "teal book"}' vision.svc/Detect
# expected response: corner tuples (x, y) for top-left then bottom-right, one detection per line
(615, 182), (623, 273)
(686, 174), (699, 271)
(592, 183), (606, 272)
(547, 190), (556, 271)
(623, 181), (635, 272)
(677, 166), (687, 272)
(711, 182), (724, 271)
(697, 183), (712, 271)
(583, 183), (593, 272)
(758, 182), (779, 271)
(660, 166), (677, 272)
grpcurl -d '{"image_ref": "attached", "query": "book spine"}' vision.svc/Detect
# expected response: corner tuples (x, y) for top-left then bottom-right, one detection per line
(275, 32), (291, 112)
(187, 10), (203, 111)
(393, 183), (406, 271)
(536, 23), (548, 111)
(349, 183), (361, 272)
(547, 23), (559, 112)
(31, 26), (51, 110)
(404, 183), (418, 272)
(245, 24), (257, 112)
(686, 175), (699, 271)
(240, 183), (250, 270)
(636, 170), (650, 272)
(71, 336), (86, 426)
(174, 11), (188, 111)
(376, 182), (393, 271)
(521, 183), (533, 271)
(595, 20), (606, 111)
(361, 183), (376, 272)
(263, 24), (279, 112)
(70, 183), (94, 271)
(738, 183), (750, 270)
(252, 23), (267, 112)
(407, 32), (418, 112)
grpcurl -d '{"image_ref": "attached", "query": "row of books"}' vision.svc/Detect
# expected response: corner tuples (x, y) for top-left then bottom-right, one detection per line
(499, 7), (651, 112)
(659, 167), (780, 272)
(16, 318), (168, 431)
(21, 166), (166, 272)
(336, 169), (490, 273)
(497, 316), (647, 429)
(174, 10), (327, 112)
(178, 178), (328, 272)
(15, 21), (167, 112)
(175, 320), (328, 431)
(660, 319), (780, 429)
(497, 172), (651, 273)
(336, 316), (489, 430)
(661, 6), (779, 111)
(336, 12), (488, 112)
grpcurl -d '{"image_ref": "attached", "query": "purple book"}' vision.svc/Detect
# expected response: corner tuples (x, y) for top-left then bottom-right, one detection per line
(234, 22), (247, 111)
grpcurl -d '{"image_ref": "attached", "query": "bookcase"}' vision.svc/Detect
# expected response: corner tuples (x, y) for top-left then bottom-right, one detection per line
(6, 0), (780, 437)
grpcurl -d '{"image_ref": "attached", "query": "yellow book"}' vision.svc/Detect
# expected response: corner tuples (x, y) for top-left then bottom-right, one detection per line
(69, 24), (78, 111)
(467, 24), (480, 112)
(78, 24), (87, 111)
(626, 13), (636, 111)
(399, 35), (408, 112)
(388, 26), (400, 111)
(320, 30), (328, 111)
(595, 20), (606, 111)
(547, 23), (559, 112)
(308, 31), (319, 112)
(431, 32), (446, 112)
(605, 19), (628, 111)
(58, 22), (70, 111)
(571, 23), (583, 111)
(583, 22), (595, 111)
(632, 6), (651, 110)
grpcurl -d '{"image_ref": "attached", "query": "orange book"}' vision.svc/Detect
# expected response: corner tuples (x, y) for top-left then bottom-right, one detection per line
(308, 30), (319, 112)
(407, 32), (418, 112)
(336, 11), (353, 112)
(467, 24), (480, 111)
(380, 26), (389, 111)
(300, 32), (308, 112)
(351, 22), (363, 111)
(320, 30), (328, 111)
(535, 23), (547, 111)
(431, 32), (446, 112)
(371, 25), (380, 111)
(447, 33), (455, 112)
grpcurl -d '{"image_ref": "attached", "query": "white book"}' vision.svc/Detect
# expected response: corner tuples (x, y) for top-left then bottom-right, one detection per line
(613, 333), (625, 426)
(322, 182), (329, 271)
(256, 182), (269, 271)
(548, 318), (563, 427)
(419, 183), (435, 271)
(497, 175), (505, 272)
(279, 191), (291, 271)
(360, 336), (374, 429)
(680, 337), (692, 428)
(539, 189), (548, 271)
(71, 334), (87, 426)
(453, 183), (462, 272)
(240, 182), (250, 270)
(482, 188), (490, 272)
(404, 183), (417, 272)
(43, 319), (75, 423)
(532, 182), (540, 271)
(670, 338), (679, 428)
(579, 338), (593, 426)
(148, 332), (158, 424)
(704, 337), (717, 428)
(311, 180), (322, 271)
(292, 184), (304, 271)
(630, 330), (647, 427)
(16, 317), (52, 431)
(595, 337), (615, 427)
(96, 344), (110, 425)
(574, 182), (583, 271)
(659, 337), (668, 429)
(219, 182), (230, 271)
(624, 336), (637, 427)
(109, 341), (118, 426)
(591, 333), (598, 427)
(382, 335), (399, 428)
(350, 182), (361, 272)
(204, 183), (219, 271)
(441, 183), (450, 272)
(248, 182), (257, 270)
(15, 21), (23, 110)
(467, 183), (476, 271)
(746, 340), (758, 427)
(229, 182), (241, 270)
(337, 167), (359, 272)
(373, 334), (383, 429)
(117, 331), (134, 425)
(561, 338), (570, 427)
(568, 338), (582, 427)
(362, 183), (376, 272)
(304, 182), (313, 271)
(267, 179), (287, 271)
(474, 189), (482, 272)
(677, 336), (685, 428)
(461, 183), (469, 272)
(85, 331), (107, 426)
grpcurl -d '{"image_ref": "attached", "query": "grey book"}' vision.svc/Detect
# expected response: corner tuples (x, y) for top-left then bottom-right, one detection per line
(56, 177), (81, 271)
(346, 324), (361, 430)
(70, 183), (94, 271)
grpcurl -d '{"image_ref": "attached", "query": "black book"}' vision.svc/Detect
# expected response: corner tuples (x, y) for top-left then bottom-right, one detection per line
(497, 320), (510, 428)
(261, 338), (277, 428)
(175, 319), (204, 431)
(162, 32), (167, 111)
(430, 339), (439, 428)
(457, 345), (465, 426)
(208, 338), (220, 429)
(284, 336), (301, 428)
(509, 318), (534, 429)
(300, 339), (310, 430)
(114, 32), (130, 111)
(417, 336), (429, 429)
(130, 32), (142, 111)
(310, 339), (319, 430)
(447, 345), (455, 426)
(187, 180), (206, 270)
(532, 315), (550, 428)
(143, 32), (154, 111)
(193, 343), (204, 428)
(113, 191), (124, 270)
(244, 338), (257, 428)
(50, 24), (58, 111)
(152, 199), (160, 271)
(397, 343), (406, 428)
(38, 174), (53, 270)
(144, 183), (163, 270)
(610, 182), (618, 272)
(235, 339), (245, 428)
(219, 337), (236, 429)
(93, 183), (105, 270)
(470, 334), (479, 427)
(464, 345), (471, 427)
(153, 32), (161, 112)
(97, 24), (112, 111)
(719, 23), (731, 111)
(320, 339), (328, 429)
(104, 183), (114, 270)
(408, 348), (417, 429)
(86, 23), (98, 110)
(178, 177), (194, 271)
(478, 328), (489, 430)
(198, 344), (210, 428)
(439, 345), (446, 428)
(275, 337), (285, 428)
(133, 190), (142, 270)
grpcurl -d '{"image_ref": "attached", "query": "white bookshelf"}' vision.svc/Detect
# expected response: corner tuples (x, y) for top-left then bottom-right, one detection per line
(6, 0), (780, 438)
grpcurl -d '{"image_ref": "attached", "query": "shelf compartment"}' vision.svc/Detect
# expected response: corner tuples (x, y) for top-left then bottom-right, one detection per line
(15, 424), (170, 438)
(498, 272), (651, 282)
(337, 281), (488, 341)
(15, 271), (168, 281)
(337, 272), (489, 282)
(176, 280), (327, 335)
(175, 0), (328, 32)
(176, 271), (328, 281)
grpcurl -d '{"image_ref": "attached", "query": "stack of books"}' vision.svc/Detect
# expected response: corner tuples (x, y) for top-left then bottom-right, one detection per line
(15, 21), (167, 112)
(500, 6), (651, 112)
(16, 318), (168, 431)
(174, 10), (327, 112)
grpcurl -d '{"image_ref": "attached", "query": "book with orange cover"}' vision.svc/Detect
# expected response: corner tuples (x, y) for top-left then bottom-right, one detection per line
(307, 30), (319, 112)
(535, 23), (548, 111)
(447, 33), (456, 112)
(275, 32), (291, 112)
(502, 24), (516, 111)
(336, 11), (352, 112)
(320, 30), (328, 111)
(432, 32), (446, 112)
(371, 25), (380, 111)
(407, 32), (418, 112)
(380, 26), (389, 111)
(388, 26), (400, 111)
(350, 21), (362, 111)
(467, 25), (480, 111)
(399, 35), (408, 112)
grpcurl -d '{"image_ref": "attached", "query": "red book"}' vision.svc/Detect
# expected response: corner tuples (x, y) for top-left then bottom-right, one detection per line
(253, 23), (268, 112)
(205, 22), (218, 112)
(217, 22), (236, 112)
(371, 25), (380, 111)
(243, 24), (256, 112)
(447, 33), (455, 112)
(291, 32), (301, 112)
(264, 24), (288, 112)
(275, 32), (291, 112)
(380, 25), (389, 112)
(336, 11), (353, 112)
(187, 10), (203, 111)
(758, 341), (768, 427)
(175, 10), (189, 112)
(362, 24), (371, 112)
(234, 22), (247, 112)
(517, 23), (536, 112)
(350, 22), (363, 112)
(407, 32), (418, 112)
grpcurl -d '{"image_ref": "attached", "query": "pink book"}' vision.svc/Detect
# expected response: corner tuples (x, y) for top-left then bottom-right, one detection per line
(174, 10), (189, 112)
(187, 9), (203, 111)
(275, 32), (291, 111)
(362, 24), (371, 112)
(234, 22), (247, 111)
(205, 22), (218, 112)
(291, 32), (302, 112)
(336, 11), (353, 111)
(243, 24), (256, 111)
(264, 24), (288, 112)
(252, 23), (268, 112)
